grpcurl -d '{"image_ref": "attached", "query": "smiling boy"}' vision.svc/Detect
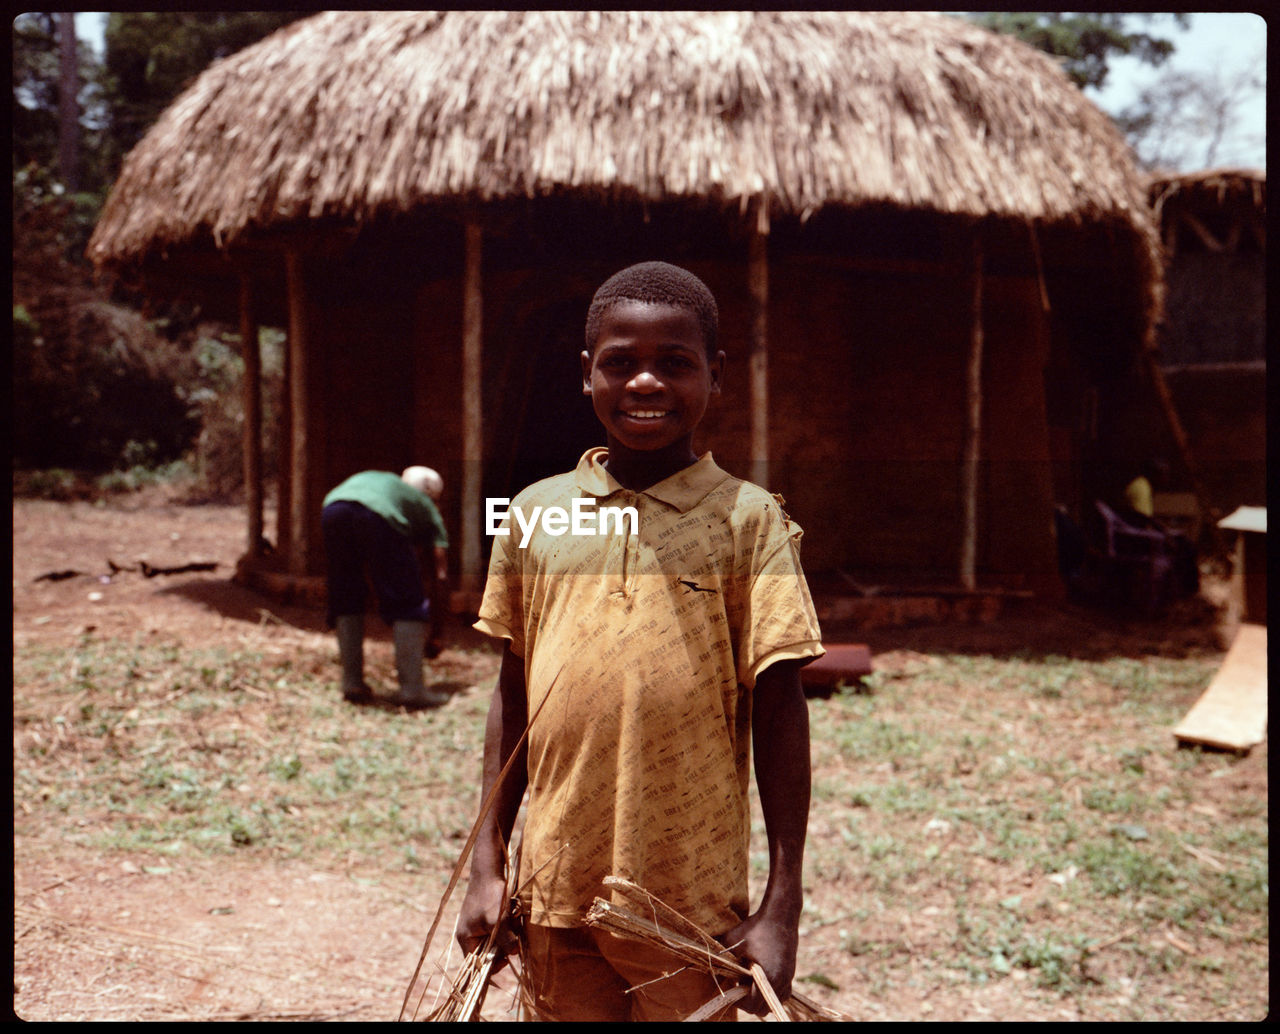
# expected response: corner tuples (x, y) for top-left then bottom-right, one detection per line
(457, 261), (824, 1020)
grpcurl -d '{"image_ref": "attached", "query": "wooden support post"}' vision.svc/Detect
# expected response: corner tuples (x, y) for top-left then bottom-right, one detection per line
(1140, 346), (1221, 552)
(285, 250), (310, 576)
(959, 234), (984, 591)
(458, 221), (485, 606)
(239, 274), (264, 557)
(277, 316), (293, 563)
(748, 201), (770, 489)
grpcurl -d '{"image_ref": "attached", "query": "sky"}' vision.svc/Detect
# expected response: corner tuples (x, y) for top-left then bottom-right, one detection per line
(1086, 12), (1266, 170)
(74, 10), (1266, 171)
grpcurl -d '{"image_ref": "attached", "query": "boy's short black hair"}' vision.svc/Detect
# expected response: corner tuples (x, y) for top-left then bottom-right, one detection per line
(584, 261), (719, 356)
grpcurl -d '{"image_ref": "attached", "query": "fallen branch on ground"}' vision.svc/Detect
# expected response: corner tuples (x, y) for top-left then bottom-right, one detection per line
(140, 560), (219, 577)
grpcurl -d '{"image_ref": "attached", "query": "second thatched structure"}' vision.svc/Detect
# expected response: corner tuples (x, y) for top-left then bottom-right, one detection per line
(89, 11), (1166, 610)
(1149, 168), (1266, 521)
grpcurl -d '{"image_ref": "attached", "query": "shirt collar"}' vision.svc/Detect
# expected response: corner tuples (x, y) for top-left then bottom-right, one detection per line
(573, 447), (730, 513)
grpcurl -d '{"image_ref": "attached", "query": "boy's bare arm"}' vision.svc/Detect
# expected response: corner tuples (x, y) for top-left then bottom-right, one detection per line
(457, 643), (529, 957)
(721, 657), (810, 1013)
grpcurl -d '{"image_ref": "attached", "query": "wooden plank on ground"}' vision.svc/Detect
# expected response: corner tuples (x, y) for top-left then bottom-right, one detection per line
(1173, 623), (1268, 752)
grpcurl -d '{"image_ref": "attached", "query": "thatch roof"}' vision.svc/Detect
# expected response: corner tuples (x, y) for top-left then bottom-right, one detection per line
(1148, 167), (1266, 216)
(1147, 168), (1265, 261)
(89, 10), (1157, 267)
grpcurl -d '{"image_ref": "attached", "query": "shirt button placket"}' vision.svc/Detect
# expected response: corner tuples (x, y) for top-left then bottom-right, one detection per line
(623, 494), (642, 598)
(608, 492), (633, 600)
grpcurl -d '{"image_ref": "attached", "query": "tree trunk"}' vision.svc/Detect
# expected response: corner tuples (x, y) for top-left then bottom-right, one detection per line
(57, 13), (80, 192)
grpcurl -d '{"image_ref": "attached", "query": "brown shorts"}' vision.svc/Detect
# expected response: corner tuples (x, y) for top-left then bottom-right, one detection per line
(521, 923), (739, 1022)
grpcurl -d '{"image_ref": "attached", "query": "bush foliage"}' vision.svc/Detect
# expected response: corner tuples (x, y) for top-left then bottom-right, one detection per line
(12, 163), (283, 500)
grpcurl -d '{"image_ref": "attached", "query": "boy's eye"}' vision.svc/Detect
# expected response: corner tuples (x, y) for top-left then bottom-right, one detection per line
(596, 352), (699, 376)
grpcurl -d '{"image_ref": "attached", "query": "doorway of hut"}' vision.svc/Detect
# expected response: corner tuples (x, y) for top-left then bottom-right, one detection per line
(487, 292), (600, 505)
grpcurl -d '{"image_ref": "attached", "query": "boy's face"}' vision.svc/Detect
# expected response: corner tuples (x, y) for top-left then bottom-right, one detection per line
(580, 300), (724, 458)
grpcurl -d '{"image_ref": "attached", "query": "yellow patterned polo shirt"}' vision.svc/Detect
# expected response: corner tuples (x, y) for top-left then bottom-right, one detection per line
(474, 448), (824, 933)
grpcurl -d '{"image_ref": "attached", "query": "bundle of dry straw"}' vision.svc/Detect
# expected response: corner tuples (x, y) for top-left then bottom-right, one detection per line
(583, 876), (850, 1022)
(402, 819), (531, 1020)
(401, 669), (562, 1022)
(423, 944), (503, 1022)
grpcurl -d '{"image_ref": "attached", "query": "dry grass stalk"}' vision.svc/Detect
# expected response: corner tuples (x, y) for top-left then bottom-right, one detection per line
(601, 874), (727, 954)
(424, 943), (500, 1022)
(685, 985), (748, 1021)
(1148, 167), (1266, 214)
(399, 665), (562, 1022)
(396, 772), (514, 1021)
(583, 883), (850, 1022)
(421, 837), (561, 1022)
(749, 961), (788, 1019)
(410, 832), (539, 1023)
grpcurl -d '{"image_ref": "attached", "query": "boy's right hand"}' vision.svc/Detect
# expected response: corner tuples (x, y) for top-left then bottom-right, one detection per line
(456, 871), (520, 969)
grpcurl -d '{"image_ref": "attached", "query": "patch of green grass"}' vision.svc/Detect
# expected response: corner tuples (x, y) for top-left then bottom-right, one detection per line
(13, 631), (498, 866)
(16, 618), (1265, 1018)
(950, 897), (1096, 990)
(1081, 784), (1152, 816)
(797, 644), (1262, 1014)
(1073, 835), (1182, 898)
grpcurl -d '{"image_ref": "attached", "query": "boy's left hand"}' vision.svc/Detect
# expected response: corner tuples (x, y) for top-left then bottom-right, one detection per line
(718, 908), (798, 1016)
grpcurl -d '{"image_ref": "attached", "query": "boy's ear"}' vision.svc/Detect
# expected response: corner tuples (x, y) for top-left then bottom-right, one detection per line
(580, 349), (593, 396)
(709, 350), (726, 395)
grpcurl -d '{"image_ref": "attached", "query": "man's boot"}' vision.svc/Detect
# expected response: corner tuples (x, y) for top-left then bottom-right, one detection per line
(335, 614), (373, 703)
(388, 620), (448, 708)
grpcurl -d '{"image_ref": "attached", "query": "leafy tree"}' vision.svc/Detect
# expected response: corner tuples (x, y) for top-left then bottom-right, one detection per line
(57, 13), (81, 190)
(100, 11), (309, 176)
(12, 13), (59, 171)
(15, 12), (307, 191)
(13, 13), (105, 187)
(13, 13), (108, 273)
(1116, 52), (1266, 172)
(12, 163), (200, 474)
(14, 13), (115, 210)
(966, 12), (1189, 91)
(12, 12), (305, 483)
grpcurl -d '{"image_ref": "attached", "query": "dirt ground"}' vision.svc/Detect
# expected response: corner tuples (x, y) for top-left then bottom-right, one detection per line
(11, 493), (1267, 1021)
(11, 494), (493, 1022)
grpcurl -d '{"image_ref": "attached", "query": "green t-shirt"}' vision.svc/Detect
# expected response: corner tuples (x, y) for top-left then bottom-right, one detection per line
(323, 470), (449, 548)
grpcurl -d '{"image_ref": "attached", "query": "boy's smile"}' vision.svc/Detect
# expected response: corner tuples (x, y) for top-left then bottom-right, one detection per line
(581, 300), (725, 482)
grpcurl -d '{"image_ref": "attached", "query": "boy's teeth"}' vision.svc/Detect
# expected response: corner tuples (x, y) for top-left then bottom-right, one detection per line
(630, 411), (667, 418)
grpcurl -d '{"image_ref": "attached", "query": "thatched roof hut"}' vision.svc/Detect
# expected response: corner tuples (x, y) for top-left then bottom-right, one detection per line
(93, 10), (1159, 257)
(1149, 168), (1266, 247)
(89, 11), (1165, 612)
(1142, 168), (1266, 518)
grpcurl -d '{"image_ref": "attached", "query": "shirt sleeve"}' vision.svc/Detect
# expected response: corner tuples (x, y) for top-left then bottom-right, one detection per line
(403, 493), (449, 549)
(473, 509), (525, 657)
(738, 510), (825, 689)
